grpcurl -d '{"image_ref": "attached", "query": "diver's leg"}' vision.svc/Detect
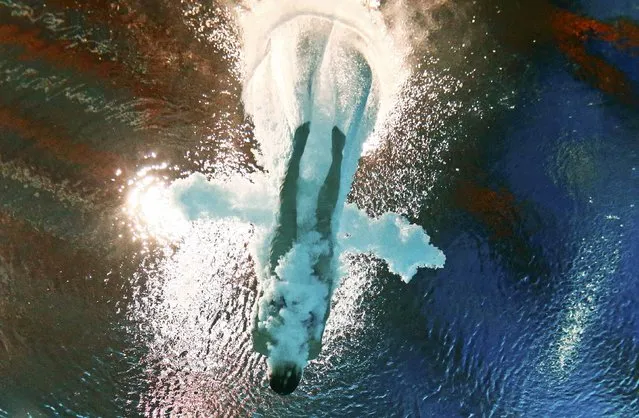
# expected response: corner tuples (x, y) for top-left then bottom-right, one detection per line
(263, 123), (311, 395)
(269, 122), (310, 273)
(254, 122), (310, 357)
(315, 126), (345, 238)
(308, 126), (346, 360)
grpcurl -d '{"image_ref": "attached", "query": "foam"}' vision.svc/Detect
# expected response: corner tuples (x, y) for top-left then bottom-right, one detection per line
(240, 0), (401, 371)
(170, 172), (274, 225)
(128, 0), (445, 384)
(339, 203), (445, 282)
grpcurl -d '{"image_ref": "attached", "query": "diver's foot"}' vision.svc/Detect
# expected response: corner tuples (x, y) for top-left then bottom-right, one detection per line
(269, 362), (302, 395)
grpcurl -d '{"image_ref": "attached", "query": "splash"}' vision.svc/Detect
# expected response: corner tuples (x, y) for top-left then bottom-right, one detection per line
(128, 0), (445, 394)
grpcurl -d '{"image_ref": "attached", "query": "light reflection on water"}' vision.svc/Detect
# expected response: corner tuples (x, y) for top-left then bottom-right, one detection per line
(122, 158), (386, 413)
(125, 175), (188, 243)
(131, 219), (260, 413)
(122, 206), (386, 414)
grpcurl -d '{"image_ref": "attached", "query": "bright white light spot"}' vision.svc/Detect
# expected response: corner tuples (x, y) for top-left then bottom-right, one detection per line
(125, 174), (190, 243)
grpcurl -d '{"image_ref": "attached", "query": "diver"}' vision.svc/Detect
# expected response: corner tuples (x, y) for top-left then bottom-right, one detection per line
(262, 123), (345, 395)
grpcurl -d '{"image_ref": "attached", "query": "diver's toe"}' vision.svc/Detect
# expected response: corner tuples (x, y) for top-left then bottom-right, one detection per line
(269, 362), (302, 395)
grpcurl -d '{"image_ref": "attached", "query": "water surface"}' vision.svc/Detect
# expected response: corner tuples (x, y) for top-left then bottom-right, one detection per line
(0, 0), (637, 416)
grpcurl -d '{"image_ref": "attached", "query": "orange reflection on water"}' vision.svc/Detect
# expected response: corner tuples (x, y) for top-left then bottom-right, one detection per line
(550, 9), (639, 103)
(0, 105), (129, 180)
(455, 181), (519, 239)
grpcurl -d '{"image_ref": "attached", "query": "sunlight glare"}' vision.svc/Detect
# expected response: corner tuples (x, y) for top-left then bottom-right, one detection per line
(125, 173), (190, 243)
